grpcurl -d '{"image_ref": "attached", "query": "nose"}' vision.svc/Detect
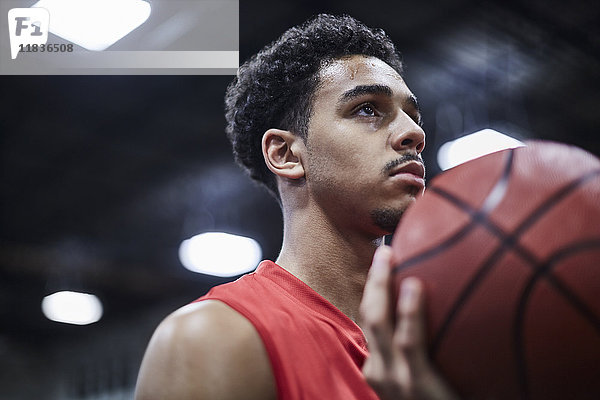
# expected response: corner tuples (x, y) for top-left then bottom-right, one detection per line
(389, 119), (426, 154)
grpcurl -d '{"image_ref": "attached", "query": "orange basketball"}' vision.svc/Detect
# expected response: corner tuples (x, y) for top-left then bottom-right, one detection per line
(391, 141), (600, 400)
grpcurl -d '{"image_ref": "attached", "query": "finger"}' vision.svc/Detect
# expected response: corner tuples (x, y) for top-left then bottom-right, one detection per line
(394, 277), (428, 370)
(360, 245), (394, 363)
(360, 245), (393, 326)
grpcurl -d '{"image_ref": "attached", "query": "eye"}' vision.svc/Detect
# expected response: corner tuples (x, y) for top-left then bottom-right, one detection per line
(355, 103), (377, 117)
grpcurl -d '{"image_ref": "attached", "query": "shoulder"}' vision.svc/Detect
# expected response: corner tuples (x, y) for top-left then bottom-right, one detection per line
(135, 300), (276, 400)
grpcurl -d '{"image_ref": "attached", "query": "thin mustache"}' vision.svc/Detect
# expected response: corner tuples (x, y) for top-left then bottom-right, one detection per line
(383, 154), (426, 175)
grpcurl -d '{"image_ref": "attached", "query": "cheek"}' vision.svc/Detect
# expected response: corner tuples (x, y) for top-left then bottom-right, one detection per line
(307, 145), (364, 177)
(306, 153), (375, 196)
(306, 123), (382, 184)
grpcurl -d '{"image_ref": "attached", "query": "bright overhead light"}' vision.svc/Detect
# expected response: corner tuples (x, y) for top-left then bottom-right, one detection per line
(31, 0), (151, 51)
(179, 232), (262, 277)
(42, 291), (103, 325)
(437, 128), (525, 171)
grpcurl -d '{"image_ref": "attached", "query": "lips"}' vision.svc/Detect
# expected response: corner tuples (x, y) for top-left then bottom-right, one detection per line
(389, 161), (425, 179)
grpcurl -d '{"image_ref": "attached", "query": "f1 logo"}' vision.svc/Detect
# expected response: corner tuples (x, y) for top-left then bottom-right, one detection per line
(8, 8), (50, 59)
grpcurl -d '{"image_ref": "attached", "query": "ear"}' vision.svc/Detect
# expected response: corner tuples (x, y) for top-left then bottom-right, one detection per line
(262, 128), (305, 180)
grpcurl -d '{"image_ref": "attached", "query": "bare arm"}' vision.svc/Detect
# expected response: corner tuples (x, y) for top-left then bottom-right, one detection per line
(135, 300), (276, 400)
(360, 245), (460, 400)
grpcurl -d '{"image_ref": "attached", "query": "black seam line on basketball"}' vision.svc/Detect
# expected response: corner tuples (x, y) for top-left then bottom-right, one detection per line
(428, 232), (520, 357)
(513, 239), (600, 400)
(481, 147), (515, 213)
(422, 188), (539, 356)
(428, 168), (600, 357)
(425, 168), (600, 268)
(508, 168), (600, 243)
(421, 150), (518, 357)
(392, 221), (479, 273)
(425, 188), (540, 267)
(391, 149), (516, 274)
(538, 240), (600, 335)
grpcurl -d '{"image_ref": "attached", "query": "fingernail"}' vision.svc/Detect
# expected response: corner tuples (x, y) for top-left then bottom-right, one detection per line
(373, 245), (392, 264)
(369, 247), (391, 276)
(401, 277), (421, 308)
(370, 246), (390, 274)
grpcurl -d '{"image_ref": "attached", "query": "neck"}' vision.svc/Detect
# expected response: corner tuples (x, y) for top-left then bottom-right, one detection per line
(275, 204), (383, 322)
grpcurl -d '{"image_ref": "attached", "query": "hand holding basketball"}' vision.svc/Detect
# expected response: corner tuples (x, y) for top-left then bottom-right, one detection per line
(360, 245), (459, 400)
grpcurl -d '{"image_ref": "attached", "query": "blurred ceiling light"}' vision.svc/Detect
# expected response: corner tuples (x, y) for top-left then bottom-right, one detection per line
(437, 128), (525, 171)
(179, 232), (262, 277)
(42, 291), (103, 325)
(32, 0), (151, 51)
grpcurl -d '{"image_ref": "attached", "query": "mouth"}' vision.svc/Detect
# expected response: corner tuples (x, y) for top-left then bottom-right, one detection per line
(388, 160), (425, 179)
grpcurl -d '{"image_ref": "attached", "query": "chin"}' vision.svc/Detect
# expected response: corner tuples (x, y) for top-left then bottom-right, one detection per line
(370, 207), (404, 234)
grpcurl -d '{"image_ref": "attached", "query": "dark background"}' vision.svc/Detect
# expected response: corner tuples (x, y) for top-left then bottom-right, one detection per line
(1, 0), (599, 398)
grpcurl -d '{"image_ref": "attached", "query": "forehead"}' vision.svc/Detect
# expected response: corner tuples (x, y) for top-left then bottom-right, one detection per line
(315, 55), (411, 102)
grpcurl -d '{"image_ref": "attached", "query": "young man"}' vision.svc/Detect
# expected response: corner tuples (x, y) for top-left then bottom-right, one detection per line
(135, 14), (457, 400)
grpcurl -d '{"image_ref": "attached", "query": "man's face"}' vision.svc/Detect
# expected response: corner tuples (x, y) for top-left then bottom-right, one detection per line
(304, 55), (426, 237)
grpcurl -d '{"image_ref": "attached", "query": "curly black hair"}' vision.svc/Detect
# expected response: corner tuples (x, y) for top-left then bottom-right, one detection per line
(224, 14), (404, 200)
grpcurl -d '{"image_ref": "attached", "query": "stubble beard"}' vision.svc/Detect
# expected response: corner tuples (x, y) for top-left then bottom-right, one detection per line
(370, 207), (404, 234)
(370, 182), (423, 233)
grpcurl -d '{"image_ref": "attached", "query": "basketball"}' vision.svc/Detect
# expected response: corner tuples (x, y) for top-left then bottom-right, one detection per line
(391, 141), (600, 400)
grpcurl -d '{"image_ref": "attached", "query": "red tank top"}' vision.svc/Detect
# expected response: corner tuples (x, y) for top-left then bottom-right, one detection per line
(196, 260), (380, 400)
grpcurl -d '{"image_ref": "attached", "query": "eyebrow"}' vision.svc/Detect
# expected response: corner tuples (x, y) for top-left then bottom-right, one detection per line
(338, 84), (393, 104)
